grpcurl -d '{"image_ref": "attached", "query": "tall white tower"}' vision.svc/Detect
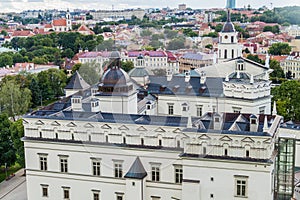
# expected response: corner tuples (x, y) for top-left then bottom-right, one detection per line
(66, 9), (72, 31)
(218, 9), (242, 61)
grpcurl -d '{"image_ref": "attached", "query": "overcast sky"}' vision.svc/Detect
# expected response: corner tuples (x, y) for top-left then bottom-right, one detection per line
(0, 0), (299, 13)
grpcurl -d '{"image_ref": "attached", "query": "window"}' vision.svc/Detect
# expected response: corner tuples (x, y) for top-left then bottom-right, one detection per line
(168, 104), (174, 115)
(62, 187), (70, 200)
(92, 160), (101, 176)
(224, 49), (227, 59)
(92, 190), (100, 200)
(174, 165), (183, 183)
(196, 106), (203, 117)
(203, 147), (207, 155)
(232, 49), (234, 58)
(158, 139), (162, 146)
(39, 154), (48, 171)
(235, 176), (248, 197)
(141, 138), (144, 145)
(250, 119), (256, 124)
(114, 162), (123, 178)
(151, 164), (160, 181)
(246, 150), (250, 157)
(41, 185), (48, 197)
(224, 148), (228, 156)
(116, 193), (124, 200)
(60, 156), (68, 173)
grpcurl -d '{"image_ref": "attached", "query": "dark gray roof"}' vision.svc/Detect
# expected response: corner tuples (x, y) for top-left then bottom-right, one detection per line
(181, 53), (211, 61)
(65, 71), (90, 90)
(222, 9), (235, 33)
(124, 157), (147, 179)
(148, 75), (224, 97)
(128, 67), (153, 77)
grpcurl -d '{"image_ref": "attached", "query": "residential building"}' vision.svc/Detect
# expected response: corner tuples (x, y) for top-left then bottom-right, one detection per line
(280, 52), (300, 79)
(179, 52), (214, 72)
(90, 9), (145, 21)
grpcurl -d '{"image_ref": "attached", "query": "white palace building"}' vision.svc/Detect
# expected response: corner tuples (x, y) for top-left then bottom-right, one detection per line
(23, 10), (300, 200)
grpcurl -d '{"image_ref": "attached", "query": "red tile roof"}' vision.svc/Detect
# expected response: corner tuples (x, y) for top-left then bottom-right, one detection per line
(12, 30), (35, 37)
(53, 19), (67, 26)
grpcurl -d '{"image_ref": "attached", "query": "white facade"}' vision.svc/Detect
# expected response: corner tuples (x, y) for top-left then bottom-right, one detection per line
(23, 113), (281, 200)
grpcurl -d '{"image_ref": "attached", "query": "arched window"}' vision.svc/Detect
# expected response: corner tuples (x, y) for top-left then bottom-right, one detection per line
(224, 49), (227, 59)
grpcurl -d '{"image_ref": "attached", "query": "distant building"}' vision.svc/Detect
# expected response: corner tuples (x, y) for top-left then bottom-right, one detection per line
(179, 52), (214, 72)
(90, 9), (145, 22)
(226, 0), (236, 9)
(178, 4), (187, 11)
(280, 51), (300, 79)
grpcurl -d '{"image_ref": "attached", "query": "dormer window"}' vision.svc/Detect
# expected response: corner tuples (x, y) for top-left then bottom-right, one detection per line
(215, 117), (220, 123)
(236, 60), (245, 71)
(182, 103), (189, 112)
(251, 119), (256, 124)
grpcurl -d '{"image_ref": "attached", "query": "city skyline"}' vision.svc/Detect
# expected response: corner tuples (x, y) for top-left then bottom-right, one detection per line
(0, 0), (299, 13)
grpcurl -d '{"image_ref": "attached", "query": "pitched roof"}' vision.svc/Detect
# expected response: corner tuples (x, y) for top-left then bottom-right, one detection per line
(12, 30), (35, 37)
(77, 24), (95, 35)
(124, 157), (147, 179)
(53, 19), (67, 26)
(65, 71), (90, 90)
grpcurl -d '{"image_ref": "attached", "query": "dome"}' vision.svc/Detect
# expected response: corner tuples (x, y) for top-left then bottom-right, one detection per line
(110, 50), (121, 59)
(98, 66), (134, 94)
(101, 67), (132, 86)
(222, 9), (235, 33)
(222, 22), (235, 32)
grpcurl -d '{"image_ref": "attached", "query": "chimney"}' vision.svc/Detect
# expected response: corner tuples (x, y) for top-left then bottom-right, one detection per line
(71, 96), (83, 111)
(91, 99), (100, 112)
(249, 114), (258, 132)
(167, 69), (172, 81)
(185, 71), (190, 82)
(213, 113), (222, 130)
(200, 71), (206, 84)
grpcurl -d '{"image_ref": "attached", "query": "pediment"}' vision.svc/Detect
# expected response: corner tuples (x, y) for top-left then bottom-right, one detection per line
(219, 135), (233, 141)
(263, 138), (272, 144)
(84, 123), (94, 128)
(155, 127), (166, 132)
(173, 128), (181, 133)
(118, 125), (129, 130)
(137, 126), (147, 131)
(51, 121), (61, 126)
(198, 134), (211, 140)
(101, 124), (111, 129)
(66, 122), (77, 127)
(241, 137), (255, 143)
(35, 120), (44, 125)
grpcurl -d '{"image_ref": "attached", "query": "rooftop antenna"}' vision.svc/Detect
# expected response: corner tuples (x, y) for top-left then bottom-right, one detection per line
(270, 3), (273, 10)
(112, 4), (114, 10)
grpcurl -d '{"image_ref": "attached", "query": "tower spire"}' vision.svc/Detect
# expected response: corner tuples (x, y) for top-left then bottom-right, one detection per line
(227, 9), (231, 22)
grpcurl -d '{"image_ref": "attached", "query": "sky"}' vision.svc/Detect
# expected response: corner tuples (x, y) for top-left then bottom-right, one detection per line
(0, 0), (299, 13)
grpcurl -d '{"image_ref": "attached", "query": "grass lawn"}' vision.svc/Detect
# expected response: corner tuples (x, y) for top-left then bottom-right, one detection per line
(0, 164), (21, 183)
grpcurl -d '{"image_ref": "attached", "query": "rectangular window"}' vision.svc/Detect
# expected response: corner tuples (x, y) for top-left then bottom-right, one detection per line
(39, 155), (48, 171)
(93, 192), (100, 200)
(168, 104), (174, 115)
(174, 165), (183, 184)
(41, 185), (48, 197)
(235, 177), (248, 197)
(196, 105), (203, 117)
(114, 162), (123, 178)
(116, 193), (124, 200)
(62, 187), (70, 200)
(151, 165), (160, 181)
(60, 157), (68, 173)
(92, 161), (101, 176)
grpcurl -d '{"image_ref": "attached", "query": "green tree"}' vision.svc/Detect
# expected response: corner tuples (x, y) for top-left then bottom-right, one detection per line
(121, 61), (134, 72)
(272, 80), (300, 120)
(167, 37), (185, 50)
(0, 53), (13, 67)
(246, 54), (264, 64)
(62, 48), (74, 59)
(270, 60), (285, 78)
(268, 43), (291, 55)
(164, 29), (178, 39)
(97, 39), (114, 51)
(78, 62), (100, 85)
(10, 119), (25, 167)
(0, 80), (31, 120)
(0, 113), (15, 167)
(140, 29), (152, 37)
